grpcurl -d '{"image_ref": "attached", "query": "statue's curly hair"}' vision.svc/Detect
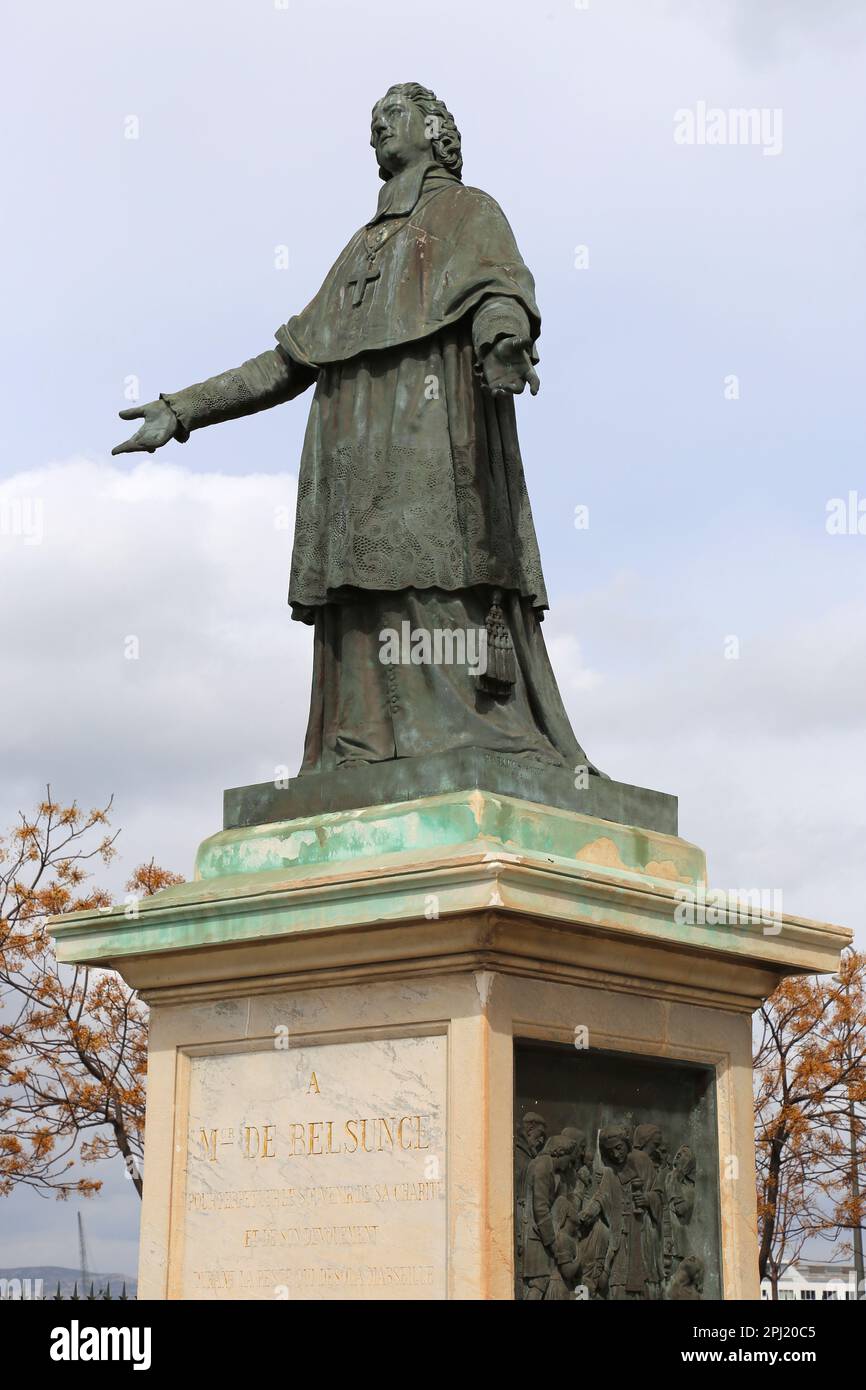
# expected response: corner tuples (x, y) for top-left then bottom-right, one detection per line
(598, 1124), (631, 1158)
(374, 82), (463, 182)
(543, 1134), (578, 1159)
(632, 1123), (662, 1152)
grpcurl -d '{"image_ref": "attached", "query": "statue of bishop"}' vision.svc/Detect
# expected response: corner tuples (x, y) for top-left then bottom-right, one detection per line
(114, 83), (600, 779)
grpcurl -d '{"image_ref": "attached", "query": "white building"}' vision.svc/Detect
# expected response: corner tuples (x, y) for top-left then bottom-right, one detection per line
(760, 1261), (858, 1300)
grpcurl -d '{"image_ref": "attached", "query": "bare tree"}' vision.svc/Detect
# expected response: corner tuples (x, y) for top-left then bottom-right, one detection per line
(0, 792), (181, 1200)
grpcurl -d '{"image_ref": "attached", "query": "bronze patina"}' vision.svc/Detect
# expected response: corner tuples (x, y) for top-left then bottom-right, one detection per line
(514, 1043), (721, 1300)
(114, 83), (601, 781)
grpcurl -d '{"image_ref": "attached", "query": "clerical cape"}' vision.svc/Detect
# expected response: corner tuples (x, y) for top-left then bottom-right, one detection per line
(277, 164), (540, 366)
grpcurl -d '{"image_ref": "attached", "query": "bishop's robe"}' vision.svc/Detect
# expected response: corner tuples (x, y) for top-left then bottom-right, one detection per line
(162, 161), (595, 775)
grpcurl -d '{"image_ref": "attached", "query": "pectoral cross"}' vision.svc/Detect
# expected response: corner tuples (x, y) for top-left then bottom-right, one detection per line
(347, 264), (380, 307)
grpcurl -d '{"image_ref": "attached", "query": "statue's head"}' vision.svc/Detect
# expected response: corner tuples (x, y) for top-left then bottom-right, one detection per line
(521, 1110), (547, 1153)
(632, 1123), (664, 1161)
(544, 1134), (578, 1174)
(677, 1255), (704, 1292)
(562, 1126), (587, 1167)
(598, 1124), (631, 1169)
(371, 83), (463, 182)
(673, 1145), (696, 1179)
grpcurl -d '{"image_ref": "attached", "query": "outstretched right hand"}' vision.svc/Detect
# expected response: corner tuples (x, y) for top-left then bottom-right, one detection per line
(112, 399), (178, 455)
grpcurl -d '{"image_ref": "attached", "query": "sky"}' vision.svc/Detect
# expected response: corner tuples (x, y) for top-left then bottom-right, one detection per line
(1, 0), (865, 1277)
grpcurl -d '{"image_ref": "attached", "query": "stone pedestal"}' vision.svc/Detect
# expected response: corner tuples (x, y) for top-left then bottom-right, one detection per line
(52, 790), (849, 1300)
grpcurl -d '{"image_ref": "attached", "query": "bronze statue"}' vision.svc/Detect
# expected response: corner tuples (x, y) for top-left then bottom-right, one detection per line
(113, 83), (601, 779)
(631, 1123), (667, 1296)
(575, 1124), (661, 1300)
(520, 1134), (577, 1300)
(545, 1188), (585, 1300)
(514, 1110), (548, 1297)
(666, 1144), (697, 1271)
(515, 1111), (548, 1195)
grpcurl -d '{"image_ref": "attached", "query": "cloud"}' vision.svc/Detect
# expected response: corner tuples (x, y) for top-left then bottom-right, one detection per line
(676, 0), (866, 61)
(544, 584), (866, 937)
(1, 457), (311, 880)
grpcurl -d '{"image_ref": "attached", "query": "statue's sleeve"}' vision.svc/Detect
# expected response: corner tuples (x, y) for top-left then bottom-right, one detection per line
(580, 1169), (609, 1226)
(160, 346), (317, 443)
(471, 295), (532, 363)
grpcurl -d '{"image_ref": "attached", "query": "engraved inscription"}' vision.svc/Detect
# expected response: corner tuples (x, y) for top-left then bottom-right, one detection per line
(180, 1035), (447, 1300)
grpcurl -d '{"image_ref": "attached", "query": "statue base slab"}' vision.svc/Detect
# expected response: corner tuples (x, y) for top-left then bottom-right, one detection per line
(223, 746), (678, 835)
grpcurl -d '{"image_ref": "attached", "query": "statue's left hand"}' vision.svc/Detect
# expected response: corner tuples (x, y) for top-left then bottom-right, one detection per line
(481, 335), (540, 397)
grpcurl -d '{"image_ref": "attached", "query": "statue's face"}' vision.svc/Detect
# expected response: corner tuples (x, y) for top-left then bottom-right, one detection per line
(370, 91), (432, 174)
(603, 1137), (629, 1168)
(563, 1134), (586, 1167)
(644, 1128), (663, 1161)
(525, 1118), (546, 1152)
